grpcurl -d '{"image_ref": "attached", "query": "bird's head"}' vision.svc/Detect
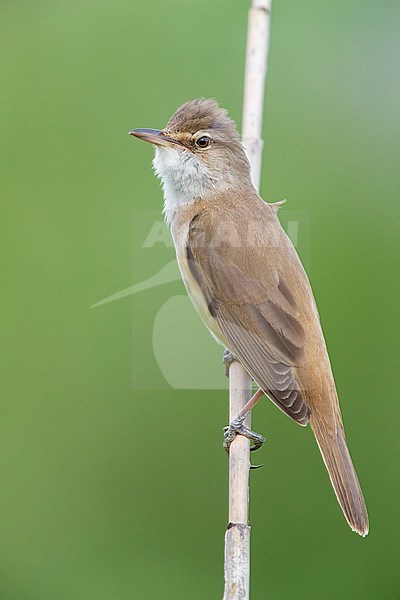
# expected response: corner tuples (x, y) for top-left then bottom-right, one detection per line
(129, 99), (252, 208)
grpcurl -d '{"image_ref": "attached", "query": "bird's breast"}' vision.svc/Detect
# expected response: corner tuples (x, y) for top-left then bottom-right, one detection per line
(170, 219), (228, 348)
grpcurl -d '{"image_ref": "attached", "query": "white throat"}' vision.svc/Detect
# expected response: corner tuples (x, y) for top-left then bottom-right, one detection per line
(152, 146), (233, 226)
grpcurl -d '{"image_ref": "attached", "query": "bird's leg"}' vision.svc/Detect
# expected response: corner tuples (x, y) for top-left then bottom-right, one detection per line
(222, 349), (236, 377)
(223, 388), (266, 452)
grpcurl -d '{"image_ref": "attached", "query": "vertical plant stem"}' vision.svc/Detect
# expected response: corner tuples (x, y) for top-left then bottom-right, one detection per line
(223, 1), (272, 599)
(242, 0), (272, 189)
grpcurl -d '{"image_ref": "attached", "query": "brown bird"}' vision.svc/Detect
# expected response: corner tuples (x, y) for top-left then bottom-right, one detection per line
(129, 98), (369, 536)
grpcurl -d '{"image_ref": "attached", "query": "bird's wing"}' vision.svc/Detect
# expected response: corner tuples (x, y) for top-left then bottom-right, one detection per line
(187, 209), (310, 425)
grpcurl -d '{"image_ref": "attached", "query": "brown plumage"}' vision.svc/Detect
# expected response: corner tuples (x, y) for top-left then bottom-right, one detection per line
(129, 98), (369, 536)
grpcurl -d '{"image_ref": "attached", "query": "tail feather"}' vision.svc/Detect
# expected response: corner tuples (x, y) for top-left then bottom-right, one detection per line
(310, 416), (369, 537)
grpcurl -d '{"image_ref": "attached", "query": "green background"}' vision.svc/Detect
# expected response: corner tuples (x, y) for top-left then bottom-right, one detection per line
(2, 1), (399, 598)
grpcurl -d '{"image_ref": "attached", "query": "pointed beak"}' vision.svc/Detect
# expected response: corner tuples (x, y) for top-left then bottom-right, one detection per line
(128, 128), (183, 148)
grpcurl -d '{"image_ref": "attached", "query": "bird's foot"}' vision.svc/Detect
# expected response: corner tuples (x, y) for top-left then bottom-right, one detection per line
(223, 416), (266, 453)
(222, 350), (236, 378)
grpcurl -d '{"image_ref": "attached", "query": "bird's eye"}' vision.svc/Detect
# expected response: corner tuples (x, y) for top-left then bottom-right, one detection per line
(195, 136), (211, 149)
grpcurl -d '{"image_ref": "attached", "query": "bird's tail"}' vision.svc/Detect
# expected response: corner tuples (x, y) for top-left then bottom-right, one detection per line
(310, 415), (369, 537)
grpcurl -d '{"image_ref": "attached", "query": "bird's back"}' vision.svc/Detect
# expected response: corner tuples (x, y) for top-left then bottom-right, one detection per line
(183, 191), (341, 430)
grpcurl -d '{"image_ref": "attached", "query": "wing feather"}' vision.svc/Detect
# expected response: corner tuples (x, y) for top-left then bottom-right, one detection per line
(187, 212), (310, 425)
